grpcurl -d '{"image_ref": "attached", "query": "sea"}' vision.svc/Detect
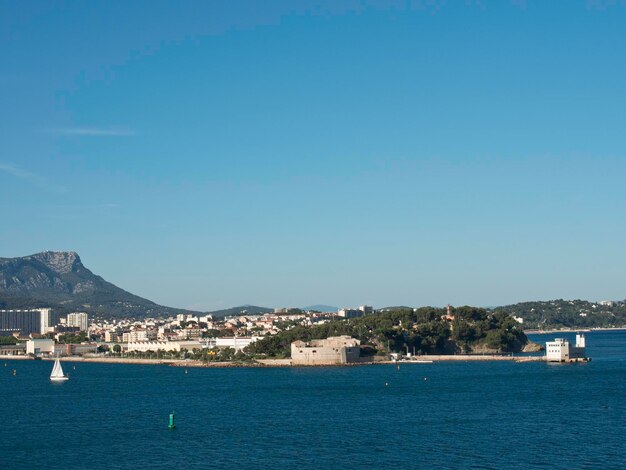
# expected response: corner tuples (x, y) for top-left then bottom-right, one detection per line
(1, 330), (625, 470)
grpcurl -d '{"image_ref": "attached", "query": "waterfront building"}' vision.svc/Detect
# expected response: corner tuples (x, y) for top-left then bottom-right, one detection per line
(126, 340), (200, 353)
(0, 308), (53, 335)
(546, 334), (588, 362)
(66, 312), (88, 331)
(199, 337), (217, 349)
(54, 343), (98, 356)
(26, 338), (55, 356)
(214, 336), (259, 351)
(0, 343), (26, 356)
(291, 336), (361, 365)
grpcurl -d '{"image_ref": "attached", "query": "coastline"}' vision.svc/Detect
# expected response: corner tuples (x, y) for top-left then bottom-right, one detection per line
(524, 326), (626, 334)
(0, 354), (547, 368)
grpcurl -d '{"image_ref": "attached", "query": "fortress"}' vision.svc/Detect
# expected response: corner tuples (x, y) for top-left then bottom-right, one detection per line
(291, 336), (361, 365)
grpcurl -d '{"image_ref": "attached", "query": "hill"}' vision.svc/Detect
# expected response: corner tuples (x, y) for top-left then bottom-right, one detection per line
(302, 304), (338, 312)
(209, 305), (273, 318)
(493, 299), (626, 330)
(0, 251), (198, 320)
(247, 306), (528, 357)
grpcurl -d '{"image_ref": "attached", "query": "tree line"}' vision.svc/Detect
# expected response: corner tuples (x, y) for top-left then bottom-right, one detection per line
(246, 306), (527, 358)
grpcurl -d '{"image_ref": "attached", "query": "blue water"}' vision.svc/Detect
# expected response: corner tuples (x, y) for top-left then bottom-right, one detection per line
(1, 330), (625, 469)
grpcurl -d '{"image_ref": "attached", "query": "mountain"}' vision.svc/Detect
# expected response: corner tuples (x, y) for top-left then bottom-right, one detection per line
(209, 305), (273, 318)
(0, 251), (198, 319)
(302, 304), (338, 312)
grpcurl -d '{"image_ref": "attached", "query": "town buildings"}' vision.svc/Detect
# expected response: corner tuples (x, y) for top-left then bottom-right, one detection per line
(0, 308), (54, 335)
(337, 305), (373, 319)
(0, 305), (367, 359)
(126, 340), (199, 353)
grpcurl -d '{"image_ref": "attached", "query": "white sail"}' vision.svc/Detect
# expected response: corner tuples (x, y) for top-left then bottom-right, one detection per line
(50, 358), (68, 381)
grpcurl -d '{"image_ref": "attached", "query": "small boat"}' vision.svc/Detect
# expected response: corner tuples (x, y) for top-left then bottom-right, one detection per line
(50, 358), (69, 382)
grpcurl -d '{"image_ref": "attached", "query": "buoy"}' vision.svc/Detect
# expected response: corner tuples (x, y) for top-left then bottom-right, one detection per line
(73, 366), (76, 370)
(385, 382), (388, 387)
(12, 369), (16, 376)
(184, 369), (188, 374)
(423, 377), (428, 381)
(168, 411), (176, 430)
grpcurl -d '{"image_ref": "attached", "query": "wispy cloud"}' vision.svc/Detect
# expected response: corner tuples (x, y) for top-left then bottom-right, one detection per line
(51, 203), (120, 210)
(0, 163), (68, 193)
(48, 127), (137, 137)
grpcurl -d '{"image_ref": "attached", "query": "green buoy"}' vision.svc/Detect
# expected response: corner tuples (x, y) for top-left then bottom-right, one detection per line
(168, 411), (176, 430)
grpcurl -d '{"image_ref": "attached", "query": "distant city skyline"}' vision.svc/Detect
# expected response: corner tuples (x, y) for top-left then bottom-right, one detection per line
(2, 2), (626, 311)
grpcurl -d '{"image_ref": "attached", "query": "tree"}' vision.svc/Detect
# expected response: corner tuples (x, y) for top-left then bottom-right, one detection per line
(0, 336), (18, 345)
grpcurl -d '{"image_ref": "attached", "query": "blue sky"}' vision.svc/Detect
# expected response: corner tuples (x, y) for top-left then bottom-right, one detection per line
(2, 1), (626, 311)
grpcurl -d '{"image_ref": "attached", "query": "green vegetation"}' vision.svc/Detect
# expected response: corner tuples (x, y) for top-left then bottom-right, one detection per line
(202, 329), (233, 338)
(116, 347), (254, 364)
(0, 335), (18, 345)
(57, 331), (88, 344)
(246, 306), (527, 358)
(494, 299), (626, 329)
(208, 305), (273, 318)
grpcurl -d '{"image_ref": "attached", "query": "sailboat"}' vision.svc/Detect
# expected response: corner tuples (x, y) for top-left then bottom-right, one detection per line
(50, 357), (69, 382)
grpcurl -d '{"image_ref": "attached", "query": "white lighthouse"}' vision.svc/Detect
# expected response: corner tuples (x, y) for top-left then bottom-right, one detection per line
(575, 333), (586, 349)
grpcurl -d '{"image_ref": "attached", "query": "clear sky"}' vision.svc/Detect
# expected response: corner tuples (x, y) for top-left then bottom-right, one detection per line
(2, 1), (625, 311)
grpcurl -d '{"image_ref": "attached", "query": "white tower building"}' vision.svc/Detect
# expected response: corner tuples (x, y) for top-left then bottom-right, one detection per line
(67, 312), (89, 331)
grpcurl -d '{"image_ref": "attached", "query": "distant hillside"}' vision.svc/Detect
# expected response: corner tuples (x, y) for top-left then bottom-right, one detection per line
(378, 306), (414, 312)
(494, 299), (626, 329)
(0, 251), (198, 320)
(209, 305), (273, 318)
(302, 304), (338, 312)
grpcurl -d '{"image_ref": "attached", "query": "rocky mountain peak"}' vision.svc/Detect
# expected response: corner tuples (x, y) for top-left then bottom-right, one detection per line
(31, 251), (81, 274)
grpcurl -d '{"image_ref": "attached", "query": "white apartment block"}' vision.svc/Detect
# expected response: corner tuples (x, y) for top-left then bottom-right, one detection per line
(67, 312), (89, 331)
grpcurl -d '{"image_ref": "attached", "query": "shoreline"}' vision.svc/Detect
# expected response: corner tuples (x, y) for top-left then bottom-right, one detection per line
(524, 327), (626, 334)
(0, 354), (548, 368)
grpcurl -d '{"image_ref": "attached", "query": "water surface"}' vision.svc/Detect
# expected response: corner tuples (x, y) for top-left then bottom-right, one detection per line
(1, 330), (625, 469)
